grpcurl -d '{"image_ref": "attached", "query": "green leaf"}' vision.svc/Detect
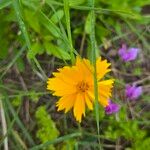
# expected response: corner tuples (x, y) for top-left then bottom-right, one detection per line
(24, 9), (41, 33)
(27, 42), (44, 59)
(134, 138), (150, 150)
(29, 91), (39, 102)
(0, 0), (12, 10)
(51, 9), (64, 24)
(11, 96), (22, 107)
(85, 12), (92, 34)
(61, 139), (76, 150)
(44, 42), (71, 60)
(133, 67), (142, 76)
(39, 11), (61, 38)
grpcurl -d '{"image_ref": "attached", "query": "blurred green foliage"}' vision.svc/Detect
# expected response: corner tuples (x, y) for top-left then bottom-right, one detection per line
(1, 0), (149, 61)
(104, 108), (150, 149)
(35, 106), (59, 150)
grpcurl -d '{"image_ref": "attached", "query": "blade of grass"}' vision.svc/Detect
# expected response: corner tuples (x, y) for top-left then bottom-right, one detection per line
(12, 130), (28, 150)
(0, 91), (48, 100)
(63, 0), (75, 64)
(0, 45), (26, 80)
(47, 3), (71, 53)
(32, 57), (48, 81)
(125, 20), (150, 52)
(89, 0), (102, 149)
(13, 0), (47, 80)
(0, 99), (23, 150)
(0, 99), (8, 150)
(0, 0), (12, 9)
(13, 0), (31, 49)
(29, 132), (82, 150)
(0, 111), (17, 147)
(0, 93), (29, 148)
(4, 95), (35, 146)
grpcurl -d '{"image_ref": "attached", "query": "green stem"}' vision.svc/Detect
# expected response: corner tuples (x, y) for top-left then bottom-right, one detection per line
(63, 0), (75, 64)
(13, 0), (47, 80)
(89, 0), (102, 149)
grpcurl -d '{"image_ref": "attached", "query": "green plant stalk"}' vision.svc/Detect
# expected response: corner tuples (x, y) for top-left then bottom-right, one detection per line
(4, 95), (35, 146)
(0, 92), (49, 100)
(13, 0), (31, 49)
(89, 0), (101, 149)
(63, 0), (75, 64)
(12, 130), (28, 150)
(0, 45), (26, 80)
(33, 57), (47, 80)
(13, 0), (47, 80)
(1, 95), (28, 150)
(0, 110), (20, 147)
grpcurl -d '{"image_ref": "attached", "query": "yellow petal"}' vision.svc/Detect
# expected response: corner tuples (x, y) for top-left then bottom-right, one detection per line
(87, 90), (94, 101)
(98, 79), (114, 107)
(76, 57), (93, 81)
(99, 79), (114, 85)
(96, 58), (111, 80)
(47, 78), (76, 96)
(98, 95), (109, 107)
(73, 93), (85, 123)
(84, 93), (93, 110)
(53, 66), (82, 84)
(56, 94), (76, 113)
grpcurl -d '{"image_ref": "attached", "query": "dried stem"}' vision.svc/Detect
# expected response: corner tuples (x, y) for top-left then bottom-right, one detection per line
(0, 99), (9, 150)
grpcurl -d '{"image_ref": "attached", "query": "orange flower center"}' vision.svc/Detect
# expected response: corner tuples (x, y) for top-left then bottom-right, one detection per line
(76, 81), (89, 92)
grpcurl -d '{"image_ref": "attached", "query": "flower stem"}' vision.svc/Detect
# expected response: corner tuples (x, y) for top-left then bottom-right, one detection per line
(89, 0), (102, 149)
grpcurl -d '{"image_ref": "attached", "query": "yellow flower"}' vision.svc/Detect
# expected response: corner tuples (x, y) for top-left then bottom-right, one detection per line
(47, 57), (114, 122)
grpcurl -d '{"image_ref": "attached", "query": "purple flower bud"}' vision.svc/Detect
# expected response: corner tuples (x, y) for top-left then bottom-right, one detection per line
(105, 100), (120, 115)
(118, 44), (139, 62)
(125, 84), (142, 100)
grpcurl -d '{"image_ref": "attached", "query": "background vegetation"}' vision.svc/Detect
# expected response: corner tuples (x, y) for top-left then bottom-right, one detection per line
(0, 0), (149, 149)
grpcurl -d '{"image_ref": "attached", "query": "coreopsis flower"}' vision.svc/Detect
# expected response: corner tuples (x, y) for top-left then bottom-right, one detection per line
(47, 57), (114, 122)
(125, 84), (142, 100)
(105, 100), (120, 115)
(118, 44), (139, 62)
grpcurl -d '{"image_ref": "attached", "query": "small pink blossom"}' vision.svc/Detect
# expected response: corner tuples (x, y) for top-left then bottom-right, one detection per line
(118, 44), (139, 62)
(105, 100), (120, 115)
(125, 84), (142, 100)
